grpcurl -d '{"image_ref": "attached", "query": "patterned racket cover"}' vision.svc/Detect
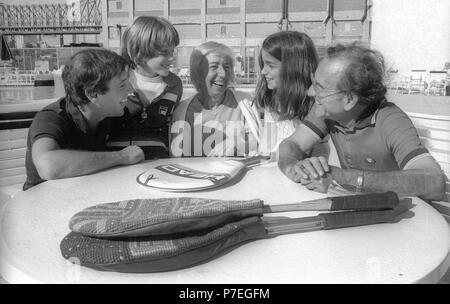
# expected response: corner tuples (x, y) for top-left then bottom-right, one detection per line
(61, 216), (267, 273)
(69, 197), (264, 237)
(136, 159), (246, 192)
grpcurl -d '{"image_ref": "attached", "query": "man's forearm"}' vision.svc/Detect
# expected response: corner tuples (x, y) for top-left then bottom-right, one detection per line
(309, 140), (330, 160)
(278, 139), (307, 176)
(35, 149), (126, 180)
(330, 166), (446, 201)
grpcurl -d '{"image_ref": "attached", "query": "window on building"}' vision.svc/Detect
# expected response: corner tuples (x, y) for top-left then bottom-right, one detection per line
(220, 0), (226, 5)
(116, 1), (122, 10)
(221, 25), (227, 35)
(108, 26), (118, 39)
(174, 24), (202, 39)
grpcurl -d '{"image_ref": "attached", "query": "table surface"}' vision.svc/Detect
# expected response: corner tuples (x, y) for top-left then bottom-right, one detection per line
(1, 158), (449, 284)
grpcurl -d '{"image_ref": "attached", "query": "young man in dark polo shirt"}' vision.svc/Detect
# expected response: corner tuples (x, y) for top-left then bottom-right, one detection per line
(278, 43), (445, 201)
(24, 49), (145, 190)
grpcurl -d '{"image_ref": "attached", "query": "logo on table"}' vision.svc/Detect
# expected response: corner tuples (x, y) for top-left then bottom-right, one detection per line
(156, 164), (229, 183)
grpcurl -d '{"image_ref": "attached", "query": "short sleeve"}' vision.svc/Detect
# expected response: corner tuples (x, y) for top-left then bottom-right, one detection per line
(28, 111), (71, 147)
(377, 107), (429, 169)
(302, 104), (329, 139)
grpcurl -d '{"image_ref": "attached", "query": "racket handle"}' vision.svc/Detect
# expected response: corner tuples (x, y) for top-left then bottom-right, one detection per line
(329, 191), (399, 211)
(319, 209), (397, 230)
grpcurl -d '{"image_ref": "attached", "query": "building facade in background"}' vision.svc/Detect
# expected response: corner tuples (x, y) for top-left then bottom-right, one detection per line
(1, 0), (371, 80)
(105, 0), (370, 73)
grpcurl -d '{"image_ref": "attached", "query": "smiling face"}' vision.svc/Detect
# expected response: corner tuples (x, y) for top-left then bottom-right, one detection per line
(95, 69), (133, 117)
(204, 52), (232, 100)
(260, 49), (282, 90)
(138, 48), (175, 77)
(308, 58), (349, 121)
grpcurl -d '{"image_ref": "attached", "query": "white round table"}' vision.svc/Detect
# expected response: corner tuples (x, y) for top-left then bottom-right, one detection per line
(1, 158), (449, 283)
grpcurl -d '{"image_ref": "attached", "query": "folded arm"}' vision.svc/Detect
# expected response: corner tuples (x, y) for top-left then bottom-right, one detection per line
(278, 125), (321, 181)
(297, 156), (445, 201)
(278, 126), (445, 201)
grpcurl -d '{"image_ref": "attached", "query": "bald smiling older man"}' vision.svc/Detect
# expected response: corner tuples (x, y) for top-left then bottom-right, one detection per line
(278, 43), (445, 201)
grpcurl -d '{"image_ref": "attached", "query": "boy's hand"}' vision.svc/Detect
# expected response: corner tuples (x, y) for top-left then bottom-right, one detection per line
(119, 145), (145, 164)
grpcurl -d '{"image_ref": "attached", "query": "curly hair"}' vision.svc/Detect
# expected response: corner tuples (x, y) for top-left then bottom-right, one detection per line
(62, 49), (129, 106)
(254, 31), (318, 120)
(121, 16), (179, 69)
(326, 42), (387, 118)
(189, 41), (235, 100)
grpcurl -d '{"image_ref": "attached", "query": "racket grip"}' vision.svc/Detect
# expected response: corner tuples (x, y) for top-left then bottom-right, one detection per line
(329, 191), (399, 211)
(320, 209), (396, 230)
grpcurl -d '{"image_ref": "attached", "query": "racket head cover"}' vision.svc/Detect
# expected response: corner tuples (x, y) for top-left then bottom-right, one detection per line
(69, 197), (264, 238)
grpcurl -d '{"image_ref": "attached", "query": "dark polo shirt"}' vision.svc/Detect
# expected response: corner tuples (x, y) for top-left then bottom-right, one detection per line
(302, 100), (430, 171)
(107, 72), (183, 159)
(24, 97), (112, 190)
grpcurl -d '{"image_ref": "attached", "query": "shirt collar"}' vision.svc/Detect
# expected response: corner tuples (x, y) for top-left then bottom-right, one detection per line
(62, 98), (89, 134)
(64, 98), (113, 135)
(333, 100), (386, 133)
(131, 69), (179, 88)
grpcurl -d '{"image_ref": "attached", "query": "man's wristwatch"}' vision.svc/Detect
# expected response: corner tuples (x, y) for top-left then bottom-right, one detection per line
(356, 170), (364, 193)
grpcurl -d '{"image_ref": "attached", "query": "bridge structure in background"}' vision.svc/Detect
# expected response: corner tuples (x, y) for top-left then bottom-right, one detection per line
(0, 0), (102, 35)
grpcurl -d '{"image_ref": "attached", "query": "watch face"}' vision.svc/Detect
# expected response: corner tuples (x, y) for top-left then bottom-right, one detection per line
(356, 171), (364, 193)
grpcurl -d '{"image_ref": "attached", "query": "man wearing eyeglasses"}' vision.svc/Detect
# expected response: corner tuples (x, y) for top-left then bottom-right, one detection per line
(278, 43), (445, 201)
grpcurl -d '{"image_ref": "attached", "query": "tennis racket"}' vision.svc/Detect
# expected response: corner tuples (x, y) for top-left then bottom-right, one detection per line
(136, 156), (270, 192)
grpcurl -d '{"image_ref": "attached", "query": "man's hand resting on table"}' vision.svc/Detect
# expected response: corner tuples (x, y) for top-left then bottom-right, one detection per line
(299, 174), (333, 193)
(286, 156), (332, 193)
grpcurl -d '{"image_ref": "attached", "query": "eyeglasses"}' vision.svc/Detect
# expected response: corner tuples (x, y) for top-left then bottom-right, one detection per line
(311, 74), (345, 101)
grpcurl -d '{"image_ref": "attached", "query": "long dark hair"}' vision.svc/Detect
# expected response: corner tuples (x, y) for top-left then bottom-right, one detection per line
(254, 31), (318, 120)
